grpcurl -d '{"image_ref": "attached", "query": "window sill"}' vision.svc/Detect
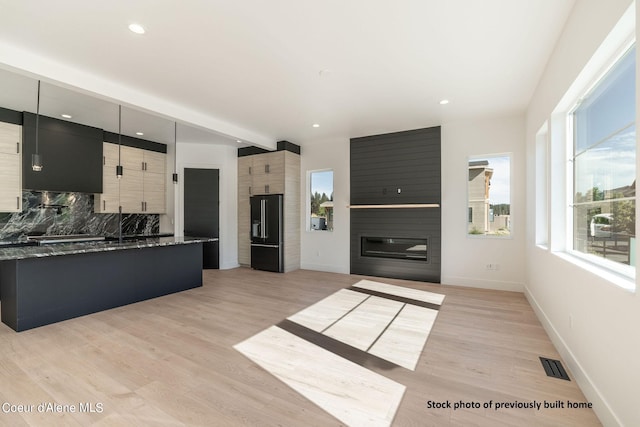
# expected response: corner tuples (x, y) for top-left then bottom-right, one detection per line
(553, 251), (636, 293)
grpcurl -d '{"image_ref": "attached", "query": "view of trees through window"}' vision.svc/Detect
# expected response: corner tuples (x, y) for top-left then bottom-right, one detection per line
(309, 170), (333, 231)
(572, 44), (635, 268)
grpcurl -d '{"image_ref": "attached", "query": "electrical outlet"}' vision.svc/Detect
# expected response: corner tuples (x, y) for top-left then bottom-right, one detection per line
(486, 263), (493, 270)
(485, 263), (500, 271)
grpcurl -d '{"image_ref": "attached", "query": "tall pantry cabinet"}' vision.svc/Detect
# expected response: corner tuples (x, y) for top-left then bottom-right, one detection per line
(238, 147), (300, 272)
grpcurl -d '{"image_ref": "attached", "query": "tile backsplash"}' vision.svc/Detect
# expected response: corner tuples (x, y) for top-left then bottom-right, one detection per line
(0, 191), (159, 240)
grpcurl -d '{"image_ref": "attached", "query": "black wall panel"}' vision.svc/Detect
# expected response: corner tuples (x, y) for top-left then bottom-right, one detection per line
(350, 126), (441, 282)
(350, 127), (441, 205)
(0, 107), (22, 125)
(22, 112), (103, 193)
(103, 131), (167, 153)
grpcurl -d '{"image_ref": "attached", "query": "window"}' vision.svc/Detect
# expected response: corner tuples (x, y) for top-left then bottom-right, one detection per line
(570, 45), (635, 271)
(468, 154), (511, 237)
(309, 169), (333, 231)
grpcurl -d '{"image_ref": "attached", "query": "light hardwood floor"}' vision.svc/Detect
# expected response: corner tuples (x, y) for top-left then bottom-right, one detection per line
(0, 268), (601, 426)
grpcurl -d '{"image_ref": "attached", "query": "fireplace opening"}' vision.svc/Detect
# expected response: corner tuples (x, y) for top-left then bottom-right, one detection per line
(361, 236), (428, 262)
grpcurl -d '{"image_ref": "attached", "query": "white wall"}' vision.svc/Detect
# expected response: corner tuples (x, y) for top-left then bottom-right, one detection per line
(525, 1), (638, 426)
(441, 116), (527, 291)
(175, 141), (239, 270)
(299, 137), (350, 274)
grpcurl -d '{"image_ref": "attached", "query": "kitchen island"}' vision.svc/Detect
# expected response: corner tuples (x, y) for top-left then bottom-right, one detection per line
(0, 236), (217, 331)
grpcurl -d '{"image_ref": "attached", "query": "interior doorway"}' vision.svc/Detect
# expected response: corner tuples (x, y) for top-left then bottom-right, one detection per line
(184, 168), (220, 269)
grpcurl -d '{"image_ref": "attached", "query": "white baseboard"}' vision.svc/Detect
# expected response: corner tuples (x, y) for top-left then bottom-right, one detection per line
(524, 286), (621, 427)
(441, 275), (524, 292)
(300, 262), (350, 275)
(219, 261), (240, 270)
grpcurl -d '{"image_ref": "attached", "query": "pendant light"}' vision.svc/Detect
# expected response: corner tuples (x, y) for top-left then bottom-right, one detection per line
(31, 80), (43, 172)
(172, 122), (178, 183)
(116, 105), (123, 179)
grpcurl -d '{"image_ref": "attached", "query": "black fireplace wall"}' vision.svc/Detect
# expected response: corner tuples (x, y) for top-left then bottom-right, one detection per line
(350, 127), (441, 282)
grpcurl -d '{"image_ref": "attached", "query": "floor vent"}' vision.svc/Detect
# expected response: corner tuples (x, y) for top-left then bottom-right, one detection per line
(540, 357), (570, 381)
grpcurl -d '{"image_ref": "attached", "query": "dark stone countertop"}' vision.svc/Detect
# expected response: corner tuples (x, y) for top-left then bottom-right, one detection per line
(0, 236), (218, 261)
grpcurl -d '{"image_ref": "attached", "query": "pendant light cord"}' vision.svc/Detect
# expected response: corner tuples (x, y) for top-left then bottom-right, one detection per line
(118, 104), (123, 245)
(35, 80), (40, 155)
(118, 105), (122, 164)
(173, 122), (178, 183)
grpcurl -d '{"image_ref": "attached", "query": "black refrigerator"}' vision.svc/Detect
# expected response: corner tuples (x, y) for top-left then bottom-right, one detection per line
(250, 194), (284, 272)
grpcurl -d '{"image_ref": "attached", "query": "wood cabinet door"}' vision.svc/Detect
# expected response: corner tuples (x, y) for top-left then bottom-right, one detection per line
(119, 169), (144, 213)
(120, 146), (144, 171)
(144, 150), (166, 174)
(0, 153), (21, 212)
(95, 171), (120, 213)
(143, 171), (165, 213)
(102, 142), (120, 168)
(143, 191), (165, 213)
(0, 122), (21, 212)
(0, 122), (20, 156)
(94, 143), (120, 213)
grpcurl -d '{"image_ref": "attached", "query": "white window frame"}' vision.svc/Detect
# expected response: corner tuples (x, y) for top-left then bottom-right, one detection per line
(535, 122), (549, 249)
(306, 168), (334, 232)
(549, 5), (636, 289)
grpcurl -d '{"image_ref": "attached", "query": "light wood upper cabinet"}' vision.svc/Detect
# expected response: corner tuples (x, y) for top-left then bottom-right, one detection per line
(0, 122), (22, 212)
(94, 143), (120, 213)
(94, 142), (166, 214)
(243, 151), (285, 195)
(0, 122), (21, 156)
(120, 146), (144, 171)
(143, 151), (165, 174)
(119, 169), (144, 213)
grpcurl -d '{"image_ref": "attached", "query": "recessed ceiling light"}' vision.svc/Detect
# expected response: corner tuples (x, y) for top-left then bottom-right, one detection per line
(312, 123), (320, 128)
(439, 99), (450, 105)
(136, 132), (144, 136)
(236, 140), (242, 143)
(61, 114), (72, 119)
(128, 23), (145, 34)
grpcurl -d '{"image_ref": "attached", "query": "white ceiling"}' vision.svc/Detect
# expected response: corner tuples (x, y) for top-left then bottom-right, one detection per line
(0, 0), (576, 148)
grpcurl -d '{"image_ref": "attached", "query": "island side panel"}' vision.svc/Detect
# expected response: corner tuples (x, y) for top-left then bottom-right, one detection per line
(2, 243), (203, 332)
(0, 261), (18, 330)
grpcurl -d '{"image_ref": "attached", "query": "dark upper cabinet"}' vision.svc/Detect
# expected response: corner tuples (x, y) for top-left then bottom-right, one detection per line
(350, 126), (441, 205)
(22, 112), (103, 193)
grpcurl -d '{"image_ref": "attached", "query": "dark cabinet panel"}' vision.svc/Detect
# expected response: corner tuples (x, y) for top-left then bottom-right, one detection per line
(22, 112), (103, 193)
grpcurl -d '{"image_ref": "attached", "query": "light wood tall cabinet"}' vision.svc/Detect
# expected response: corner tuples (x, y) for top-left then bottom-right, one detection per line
(0, 122), (22, 212)
(238, 149), (300, 271)
(95, 142), (166, 214)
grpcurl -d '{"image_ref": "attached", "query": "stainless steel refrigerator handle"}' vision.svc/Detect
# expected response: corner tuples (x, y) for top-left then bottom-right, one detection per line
(251, 243), (280, 248)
